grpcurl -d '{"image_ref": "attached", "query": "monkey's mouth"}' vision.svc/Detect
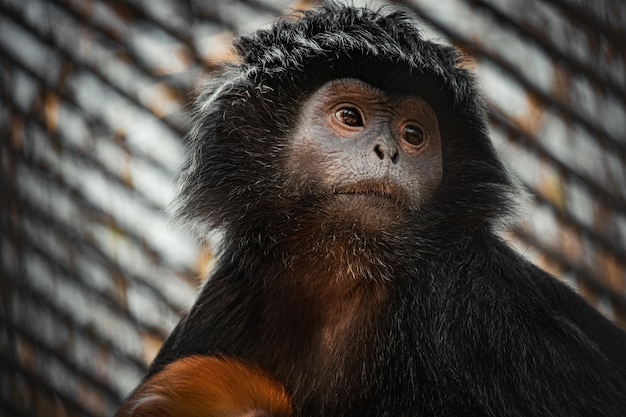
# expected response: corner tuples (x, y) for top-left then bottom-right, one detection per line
(333, 180), (409, 208)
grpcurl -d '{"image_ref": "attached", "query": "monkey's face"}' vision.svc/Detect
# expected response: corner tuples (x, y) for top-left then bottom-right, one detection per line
(284, 78), (443, 231)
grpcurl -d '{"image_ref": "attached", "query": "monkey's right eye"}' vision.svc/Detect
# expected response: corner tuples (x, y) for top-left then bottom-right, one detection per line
(335, 107), (364, 127)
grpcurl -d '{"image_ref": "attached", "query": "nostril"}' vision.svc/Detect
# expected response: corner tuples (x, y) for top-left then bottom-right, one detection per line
(373, 143), (399, 163)
(374, 144), (385, 160)
(390, 148), (399, 163)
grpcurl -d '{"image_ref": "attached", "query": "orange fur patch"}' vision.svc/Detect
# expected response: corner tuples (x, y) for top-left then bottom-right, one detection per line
(116, 356), (292, 417)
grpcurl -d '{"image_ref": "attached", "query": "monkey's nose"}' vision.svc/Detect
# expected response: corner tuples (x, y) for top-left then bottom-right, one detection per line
(373, 142), (399, 164)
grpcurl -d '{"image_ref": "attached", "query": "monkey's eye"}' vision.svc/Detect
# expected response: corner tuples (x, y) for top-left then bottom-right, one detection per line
(402, 125), (425, 148)
(335, 107), (364, 127)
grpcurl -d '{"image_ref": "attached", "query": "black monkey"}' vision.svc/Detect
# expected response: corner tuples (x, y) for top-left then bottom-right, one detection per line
(122, 3), (626, 417)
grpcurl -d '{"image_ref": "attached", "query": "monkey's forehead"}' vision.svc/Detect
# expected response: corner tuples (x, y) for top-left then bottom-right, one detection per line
(234, 3), (472, 104)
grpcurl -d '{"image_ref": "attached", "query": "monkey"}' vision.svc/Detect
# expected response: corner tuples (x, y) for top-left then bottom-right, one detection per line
(118, 3), (626, 417)
(116, 356), (292, 417)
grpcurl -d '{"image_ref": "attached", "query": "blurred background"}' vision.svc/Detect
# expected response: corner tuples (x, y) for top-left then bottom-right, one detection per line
(1, 0), (625, 415)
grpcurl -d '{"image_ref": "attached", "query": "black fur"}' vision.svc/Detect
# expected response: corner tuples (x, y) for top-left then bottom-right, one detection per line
(151, 3), (626, 417)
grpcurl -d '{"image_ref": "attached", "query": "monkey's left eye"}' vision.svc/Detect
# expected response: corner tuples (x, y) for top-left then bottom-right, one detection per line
(335, 107), (364, 127)
(402, 125), (425, 147)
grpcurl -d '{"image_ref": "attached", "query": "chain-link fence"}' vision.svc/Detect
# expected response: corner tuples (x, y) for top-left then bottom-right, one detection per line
(1, 0), (625, 416)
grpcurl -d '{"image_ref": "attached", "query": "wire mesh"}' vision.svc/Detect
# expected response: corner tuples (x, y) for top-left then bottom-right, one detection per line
(1, 0), (625, 415)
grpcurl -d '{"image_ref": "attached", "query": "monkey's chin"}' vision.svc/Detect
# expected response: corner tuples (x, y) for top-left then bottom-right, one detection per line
(329, 194), (406, 232)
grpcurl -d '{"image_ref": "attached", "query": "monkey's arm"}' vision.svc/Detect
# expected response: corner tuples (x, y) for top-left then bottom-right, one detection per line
(446, 241), (626, 415)
(147, 267), (260, 377)
(531, 263), (626, 371)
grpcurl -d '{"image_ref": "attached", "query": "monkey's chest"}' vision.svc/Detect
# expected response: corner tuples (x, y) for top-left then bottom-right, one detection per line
(249, 299), (409, 417)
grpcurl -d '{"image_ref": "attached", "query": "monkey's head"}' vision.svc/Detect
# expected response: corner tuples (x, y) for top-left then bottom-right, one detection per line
(176, 3), (516, 253)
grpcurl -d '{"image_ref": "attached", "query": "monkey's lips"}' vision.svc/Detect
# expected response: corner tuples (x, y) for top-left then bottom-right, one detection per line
(333, 180), (409, 209)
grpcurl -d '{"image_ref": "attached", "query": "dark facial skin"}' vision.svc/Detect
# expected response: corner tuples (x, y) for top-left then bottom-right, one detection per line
(284, 78), (442, 231)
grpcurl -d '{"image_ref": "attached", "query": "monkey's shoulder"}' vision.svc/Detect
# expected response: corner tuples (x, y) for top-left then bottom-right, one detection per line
(441, 238), (626, 368)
